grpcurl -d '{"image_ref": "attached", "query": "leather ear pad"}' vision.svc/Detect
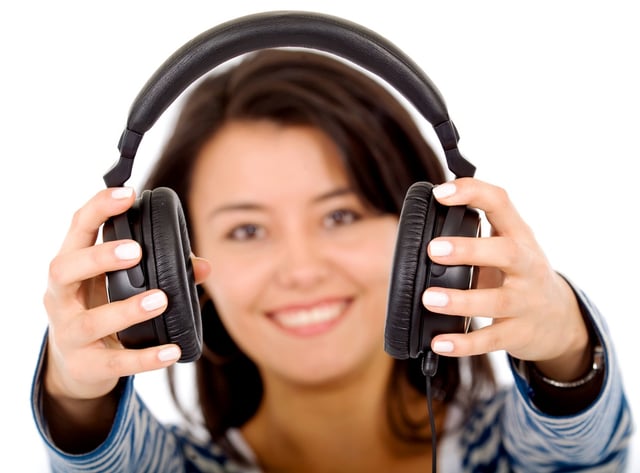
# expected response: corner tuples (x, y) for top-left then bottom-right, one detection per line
(384, 181), (477, 360)
(145, 187), (202, 362)
(113, 187), (202, 362)
(385, 181), (436, 359)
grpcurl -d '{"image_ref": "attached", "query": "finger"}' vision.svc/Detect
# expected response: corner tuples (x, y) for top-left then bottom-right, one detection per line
(47, 240), (142, 300)
(430, 322), (515, 357)
(110, 344), (183, 377)
(428, 235), (531, 275)
(59, 290), (168, 348)
(432, 177), (533, 241)
(421, 286), (520, 319)
(58, 187), (136, 254)
(74, 344), (183, 384)
(191, 255), (212, 284)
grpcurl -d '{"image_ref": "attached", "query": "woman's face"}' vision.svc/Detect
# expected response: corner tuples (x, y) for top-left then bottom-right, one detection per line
(188, 120), (398, 386)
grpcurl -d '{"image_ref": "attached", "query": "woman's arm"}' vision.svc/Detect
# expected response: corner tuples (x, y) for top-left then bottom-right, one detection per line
(504, 284), (633, 470)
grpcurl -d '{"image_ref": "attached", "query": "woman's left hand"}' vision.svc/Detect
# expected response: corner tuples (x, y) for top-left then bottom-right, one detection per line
(423, 177), (591, 381)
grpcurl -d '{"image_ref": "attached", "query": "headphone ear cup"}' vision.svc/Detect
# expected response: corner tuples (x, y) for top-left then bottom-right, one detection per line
(144, 187), (202, 362)
(114, 187), (202, 362)
(384, 182), (480, 361)
(385, 181), (437, 360)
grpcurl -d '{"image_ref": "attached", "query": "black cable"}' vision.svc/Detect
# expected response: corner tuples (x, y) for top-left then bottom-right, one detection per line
(421, 351), (439, 473)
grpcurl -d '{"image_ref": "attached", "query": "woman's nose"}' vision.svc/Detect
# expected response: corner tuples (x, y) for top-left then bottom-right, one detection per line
(275, 233), (329, 289)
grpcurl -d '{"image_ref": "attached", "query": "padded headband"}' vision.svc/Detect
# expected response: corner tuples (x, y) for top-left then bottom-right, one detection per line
(104, 10), (475, 187)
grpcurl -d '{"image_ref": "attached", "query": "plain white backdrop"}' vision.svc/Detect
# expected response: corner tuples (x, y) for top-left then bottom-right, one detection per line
(1, 1), (637, 471)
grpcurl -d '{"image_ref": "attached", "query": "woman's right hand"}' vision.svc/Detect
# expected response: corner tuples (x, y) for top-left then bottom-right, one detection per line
(42, 187), (210, 402)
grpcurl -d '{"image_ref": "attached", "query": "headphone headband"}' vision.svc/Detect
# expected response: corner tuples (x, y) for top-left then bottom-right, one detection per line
(104, 10), (475, 187)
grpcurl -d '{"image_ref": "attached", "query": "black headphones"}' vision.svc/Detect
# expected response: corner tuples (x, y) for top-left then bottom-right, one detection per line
(102, 10), (480, 363)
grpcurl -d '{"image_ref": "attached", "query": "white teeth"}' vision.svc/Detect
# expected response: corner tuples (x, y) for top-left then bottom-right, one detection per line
(273, 302), (344, 328)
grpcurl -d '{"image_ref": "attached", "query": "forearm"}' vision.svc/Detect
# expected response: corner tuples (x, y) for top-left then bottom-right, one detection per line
(513, 275), (605, 415)
(42, 377), (122, 453)
(531, 273), (593, 383)
(504, 283), (633, 470)
(32, 331), (192, 473)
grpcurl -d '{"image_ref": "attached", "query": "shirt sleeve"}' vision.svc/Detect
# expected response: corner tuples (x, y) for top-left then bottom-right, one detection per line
(502, 279), (635, 472)
(30, 332), (232, 473)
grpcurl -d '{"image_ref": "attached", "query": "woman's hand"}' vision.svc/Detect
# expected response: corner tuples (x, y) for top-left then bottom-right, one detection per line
(423, 177), (591, 382)
(43, 187), (211, 402)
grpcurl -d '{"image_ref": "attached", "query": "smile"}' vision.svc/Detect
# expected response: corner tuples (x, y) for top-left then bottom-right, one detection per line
(269, 300), (349, 335)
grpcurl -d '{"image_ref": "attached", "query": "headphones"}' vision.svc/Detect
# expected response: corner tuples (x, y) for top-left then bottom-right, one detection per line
(102, 11), (480, 363)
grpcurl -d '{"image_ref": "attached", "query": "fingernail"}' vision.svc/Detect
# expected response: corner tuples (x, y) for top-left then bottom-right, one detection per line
(111, 187), (134, 199)
(433, 340), (454, 353)
(429, 240), (453, 256)
(422, 290), (449, 307)
(158, 346), (181, 362)
(141, 292), (167, 311)
(433, 183), (456, 199)
(115, 242), (141, 260)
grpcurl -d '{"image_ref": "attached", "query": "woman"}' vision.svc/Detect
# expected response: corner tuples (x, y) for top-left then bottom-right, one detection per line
(32, 49), (632, 472)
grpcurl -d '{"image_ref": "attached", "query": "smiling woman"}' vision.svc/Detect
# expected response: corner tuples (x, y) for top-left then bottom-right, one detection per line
(11, 1), (640, 473)
(29, 35), (633, 472)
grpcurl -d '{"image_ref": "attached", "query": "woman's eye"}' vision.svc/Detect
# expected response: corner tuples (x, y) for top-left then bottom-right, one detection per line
(227, 224), (265, 241)
(324, 209), (360, 228)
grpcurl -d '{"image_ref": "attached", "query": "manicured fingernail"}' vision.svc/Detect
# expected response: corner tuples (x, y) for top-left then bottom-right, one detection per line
(433, 183), (456, 199)
(158, 346), (181, 362)
(433, 340), (454, 353)
(141, 292), (167, 311)
(111, 187), (134, 199)
(429, 240), (453, 256)
(115, 242), (141, 260)
(422, 290), (449, 307)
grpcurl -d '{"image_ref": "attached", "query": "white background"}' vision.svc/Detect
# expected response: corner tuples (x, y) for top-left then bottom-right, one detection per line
(1, 1), (637, 471)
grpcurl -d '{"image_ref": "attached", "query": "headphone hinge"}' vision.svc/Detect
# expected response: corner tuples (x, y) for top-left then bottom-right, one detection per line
(435, 121), (476, 178)
(118, 128), (143, 159)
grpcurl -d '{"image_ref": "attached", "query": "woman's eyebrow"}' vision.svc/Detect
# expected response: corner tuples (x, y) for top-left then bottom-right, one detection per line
(207, 187), (356, 220)
(207, 202), (265, 221)
(312, 187), (354, 203)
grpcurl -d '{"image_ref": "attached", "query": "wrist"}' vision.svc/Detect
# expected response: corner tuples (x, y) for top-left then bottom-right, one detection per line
(516, 343), (605, 415)
(527, 344), (604, 389)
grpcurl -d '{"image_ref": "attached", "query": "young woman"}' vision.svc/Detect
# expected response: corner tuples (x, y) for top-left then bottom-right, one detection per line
(32, 49), (632, 472)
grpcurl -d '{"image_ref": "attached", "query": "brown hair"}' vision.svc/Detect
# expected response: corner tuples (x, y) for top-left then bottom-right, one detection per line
(142, 49), (495, 451)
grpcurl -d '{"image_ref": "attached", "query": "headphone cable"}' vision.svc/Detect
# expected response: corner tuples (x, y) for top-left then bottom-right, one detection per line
(421, 350), (439, 473)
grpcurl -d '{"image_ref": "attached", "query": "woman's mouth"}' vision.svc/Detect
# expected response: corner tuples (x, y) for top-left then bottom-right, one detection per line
(269, 300), (349, 336)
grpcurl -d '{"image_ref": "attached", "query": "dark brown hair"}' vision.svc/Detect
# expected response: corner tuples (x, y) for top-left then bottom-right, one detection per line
(142, 49), (495, 450)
